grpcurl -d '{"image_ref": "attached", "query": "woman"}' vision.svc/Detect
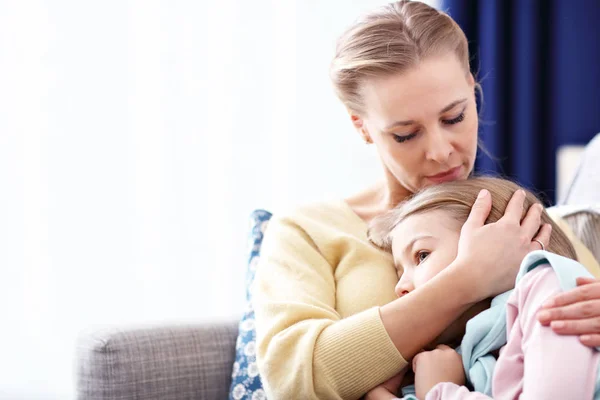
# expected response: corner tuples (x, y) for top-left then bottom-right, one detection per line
(367, 177), (598, 399)
(253, 2), (600, 399)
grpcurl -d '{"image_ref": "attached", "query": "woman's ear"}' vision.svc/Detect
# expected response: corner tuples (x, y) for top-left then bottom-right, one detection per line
(350, 112), (372, 144)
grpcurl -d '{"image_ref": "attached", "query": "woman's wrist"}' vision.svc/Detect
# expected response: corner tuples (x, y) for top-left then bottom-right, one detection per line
(437, 258), (482, 304)
(381, 260), (478, 358)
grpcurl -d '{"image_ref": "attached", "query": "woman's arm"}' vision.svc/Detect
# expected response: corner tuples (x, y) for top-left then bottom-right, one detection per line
(379, 262), (479, 357)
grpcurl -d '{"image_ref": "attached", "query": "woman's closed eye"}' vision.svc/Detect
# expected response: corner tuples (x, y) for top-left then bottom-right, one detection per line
(442, 111), (465, 125)
(392, 110), (466, 143)
(415, 250), (430, 265)
(393, 132), (418, 143)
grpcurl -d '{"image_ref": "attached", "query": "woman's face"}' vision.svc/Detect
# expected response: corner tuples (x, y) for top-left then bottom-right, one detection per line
(352, 53), (478, 196)
(390, 209), (489, 346)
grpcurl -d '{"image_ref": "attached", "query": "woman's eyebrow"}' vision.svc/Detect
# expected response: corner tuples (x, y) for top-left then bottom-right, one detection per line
(439, 98), (467, 114)
(384, 119), (416, 130)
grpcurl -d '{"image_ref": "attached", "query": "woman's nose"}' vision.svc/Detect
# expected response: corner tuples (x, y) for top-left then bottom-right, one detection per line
(425, 128), (454, 164)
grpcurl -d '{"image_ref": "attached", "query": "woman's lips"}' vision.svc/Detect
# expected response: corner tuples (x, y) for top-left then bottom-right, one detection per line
(427, 166), (463, 183)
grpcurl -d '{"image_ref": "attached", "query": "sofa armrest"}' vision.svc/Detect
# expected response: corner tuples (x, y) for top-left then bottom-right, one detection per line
(550, 205), (600, 264)
(76, 319), (238, 400)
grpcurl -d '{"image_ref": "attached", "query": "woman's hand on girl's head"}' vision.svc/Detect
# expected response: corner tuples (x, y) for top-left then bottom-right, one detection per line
(538, 276), (600, 347)
(452, 189), (552, 302)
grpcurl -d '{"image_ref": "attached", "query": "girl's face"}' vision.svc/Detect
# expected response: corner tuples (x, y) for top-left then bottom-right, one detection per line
(351, 53), (478, 198)
(390, 210), (461, 295)
(390, 209), (490, 347)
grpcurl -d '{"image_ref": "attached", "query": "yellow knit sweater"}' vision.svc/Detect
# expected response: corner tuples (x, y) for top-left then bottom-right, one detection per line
(253, 201), (600, 400)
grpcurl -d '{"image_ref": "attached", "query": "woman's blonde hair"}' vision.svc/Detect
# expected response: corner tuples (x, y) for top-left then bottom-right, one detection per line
(368, 177), (578, 260)
(330, 0), (471, 114)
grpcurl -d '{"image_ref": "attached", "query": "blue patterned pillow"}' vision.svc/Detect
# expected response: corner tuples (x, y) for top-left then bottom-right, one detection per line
(228, 209), (272, 400)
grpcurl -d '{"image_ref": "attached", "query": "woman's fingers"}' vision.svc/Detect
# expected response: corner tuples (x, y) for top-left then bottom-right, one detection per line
(577, 276), (597, 286)
(537, 278), (600, 348)
(500, 189), (526, 224)
(461, 189), (492, 234)
(520, 203), (544, 240)
(539, 280), (600, 309)
(580, 334), (600, 347)
(544, 317), (600, 336)
(528, 223), (552, 252)
(538, 299), (600, 324)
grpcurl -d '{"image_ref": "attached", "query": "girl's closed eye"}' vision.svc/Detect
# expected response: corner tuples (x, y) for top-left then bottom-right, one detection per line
(415, 250), (431, 265)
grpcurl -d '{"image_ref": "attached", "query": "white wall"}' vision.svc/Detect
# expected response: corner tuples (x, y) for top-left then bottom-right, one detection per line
(0, 1), (438, 398)
(556, 145), (586, 201)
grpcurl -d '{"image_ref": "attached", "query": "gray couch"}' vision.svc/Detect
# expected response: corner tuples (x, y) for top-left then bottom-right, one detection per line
(75, 134), (600, 400)
(76, 320), (239, 400)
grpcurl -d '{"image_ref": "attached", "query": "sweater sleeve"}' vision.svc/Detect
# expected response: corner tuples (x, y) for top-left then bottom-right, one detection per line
(253, 214), (407, 400)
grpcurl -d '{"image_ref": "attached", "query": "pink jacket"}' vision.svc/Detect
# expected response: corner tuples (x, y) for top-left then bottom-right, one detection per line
(427, 265), (600, 399)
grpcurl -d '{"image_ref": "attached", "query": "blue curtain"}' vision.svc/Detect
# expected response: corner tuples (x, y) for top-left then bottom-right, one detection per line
(442, 0), (600, 203)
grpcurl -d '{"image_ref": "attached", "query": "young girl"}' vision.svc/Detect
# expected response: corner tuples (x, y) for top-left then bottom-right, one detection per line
(367, 177), (600, 399)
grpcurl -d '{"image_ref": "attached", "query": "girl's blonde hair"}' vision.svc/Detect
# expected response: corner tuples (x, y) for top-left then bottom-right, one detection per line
(368, 177), (578, 260)
(330, 0), (471, 114)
